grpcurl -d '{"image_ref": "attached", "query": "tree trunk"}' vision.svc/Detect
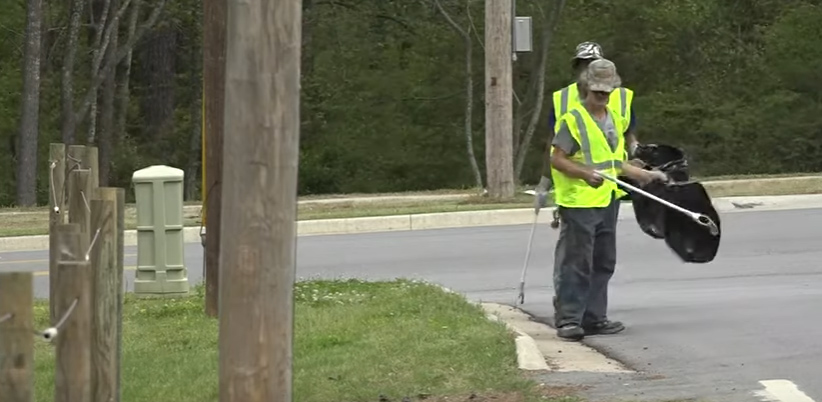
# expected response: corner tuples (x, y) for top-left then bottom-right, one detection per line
(97, 0), (120, 187)
(114, 0), (142, 143)
(16, 0), (43, 207)
(61, 0), (86, 146)
(139, 27), (177, 143)
(432, 0), (483, 190)
(86, 0), (111, 144)
(185, 38), (203, 201)
(73, 0), (168, 131)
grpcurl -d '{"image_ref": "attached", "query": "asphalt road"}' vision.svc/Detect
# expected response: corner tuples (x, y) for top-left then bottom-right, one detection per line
(2, 207), (821, 402)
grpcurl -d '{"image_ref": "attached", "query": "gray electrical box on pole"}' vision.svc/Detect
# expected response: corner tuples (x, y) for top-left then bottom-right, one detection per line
(514, 16), (533, 53)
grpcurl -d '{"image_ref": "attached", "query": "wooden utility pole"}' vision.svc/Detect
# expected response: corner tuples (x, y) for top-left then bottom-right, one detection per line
(484, 0), (515, 199)
(203, 0), (227, 318)
(219, 0), (302, 400)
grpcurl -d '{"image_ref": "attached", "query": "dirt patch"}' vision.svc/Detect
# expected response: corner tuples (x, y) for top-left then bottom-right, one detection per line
(537, 385), (589, 399)
(413, 392), (526, 402)
(372, 385), (585, 402)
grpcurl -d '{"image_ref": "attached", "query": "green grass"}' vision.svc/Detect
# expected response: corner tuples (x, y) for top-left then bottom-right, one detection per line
(2, 172), (822, 238)
(28, 280), (581, 402)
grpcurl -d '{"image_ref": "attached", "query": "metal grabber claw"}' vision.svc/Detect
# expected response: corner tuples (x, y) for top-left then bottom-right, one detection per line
(594, 170), (719, 237)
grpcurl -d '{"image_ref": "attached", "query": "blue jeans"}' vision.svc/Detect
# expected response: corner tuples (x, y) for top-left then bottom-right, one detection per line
(552, 193), (620, 328)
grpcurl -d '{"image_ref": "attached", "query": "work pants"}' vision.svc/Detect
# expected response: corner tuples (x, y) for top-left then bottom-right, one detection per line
(552, 192), (619, 328)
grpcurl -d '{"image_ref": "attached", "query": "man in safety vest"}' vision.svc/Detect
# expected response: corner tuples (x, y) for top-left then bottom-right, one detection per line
(547, 58), (667, 340)
(535, 41), (639, 210)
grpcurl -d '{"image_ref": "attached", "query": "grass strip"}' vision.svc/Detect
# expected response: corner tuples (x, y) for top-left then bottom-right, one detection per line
(28, 279), (581, 402)
(3, 173), (822, 238)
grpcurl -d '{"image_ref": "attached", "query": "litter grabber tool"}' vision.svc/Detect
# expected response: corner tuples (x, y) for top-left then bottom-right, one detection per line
(594, 170), (720, 237)
(517, 205), (540, 305)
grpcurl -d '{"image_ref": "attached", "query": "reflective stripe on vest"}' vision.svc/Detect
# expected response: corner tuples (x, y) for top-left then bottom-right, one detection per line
(568, 108), (623, 172)
(550, 106), (627, 208)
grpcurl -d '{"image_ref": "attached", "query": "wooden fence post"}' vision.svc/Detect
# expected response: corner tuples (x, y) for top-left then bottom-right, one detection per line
(90, 188), (123, 402)
(68, 169), (92, 246)
(49, 143), (67, 324)
(86, 146), (100, 189)
(0, 272), (34, 402)
(53, 223), (92, 402)
(65, 145), (86, 183)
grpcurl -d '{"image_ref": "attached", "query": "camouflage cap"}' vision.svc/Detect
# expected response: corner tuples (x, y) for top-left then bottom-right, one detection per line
(572, 41), (604, 60)
(581, 58), (621, 93)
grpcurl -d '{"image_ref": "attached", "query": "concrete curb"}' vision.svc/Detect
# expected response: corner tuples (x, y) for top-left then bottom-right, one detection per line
(484, 310), (551, 371)
(3, 193), (822, 253)
(481, 302), (633, 373)
(438, 285), (551, 371)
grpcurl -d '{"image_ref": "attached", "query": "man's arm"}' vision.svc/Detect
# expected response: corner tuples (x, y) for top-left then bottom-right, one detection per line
(620, 161), (661, 186)
(538, 103), (559, 178)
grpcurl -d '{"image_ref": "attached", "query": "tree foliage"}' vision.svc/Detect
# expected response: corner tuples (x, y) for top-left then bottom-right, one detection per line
(1, 0), (822, 206)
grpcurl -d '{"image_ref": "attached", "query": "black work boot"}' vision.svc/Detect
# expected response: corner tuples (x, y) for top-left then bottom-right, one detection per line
(583, 320), (625, 336)
(556, 324), (585, 341)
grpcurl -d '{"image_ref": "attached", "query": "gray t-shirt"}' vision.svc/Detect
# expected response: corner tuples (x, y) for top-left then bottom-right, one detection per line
(552, 109), (619, 157)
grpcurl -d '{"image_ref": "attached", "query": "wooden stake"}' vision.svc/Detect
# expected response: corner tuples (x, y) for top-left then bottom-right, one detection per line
(49, 143), (67, 323)
(90, 188), (122, 402)
(219, 0), (302, 399)
(53, 223), (92, 402)
(0, 272), (34, 402)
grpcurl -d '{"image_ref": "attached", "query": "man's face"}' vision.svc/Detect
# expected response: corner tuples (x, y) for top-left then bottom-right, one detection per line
(573, 58), (596, 74)
(588, 89), (610, 107)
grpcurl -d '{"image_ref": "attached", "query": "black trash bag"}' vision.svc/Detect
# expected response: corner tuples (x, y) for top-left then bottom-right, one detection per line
(622, 144), (691, 239)
(630, 180), (668, 239)
(660, 182), (721, 263)
(633, 144), (690, 182)
(617, 144), (690, 201)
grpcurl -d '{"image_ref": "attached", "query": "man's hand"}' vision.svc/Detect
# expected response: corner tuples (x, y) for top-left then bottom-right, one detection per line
(534, 176), (552, 212)
(584, 171), (604, 188)
(643, 169), (668, 185)
(628, 141), (640, 158)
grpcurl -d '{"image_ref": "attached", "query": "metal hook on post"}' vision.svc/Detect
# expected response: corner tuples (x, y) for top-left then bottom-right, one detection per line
(38, 298), (78, 342)
(0, 313), (12, 324)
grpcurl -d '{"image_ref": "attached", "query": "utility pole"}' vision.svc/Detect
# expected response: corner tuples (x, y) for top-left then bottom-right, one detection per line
(484, 0), (515, 199)
(202, 0), (226, 318)
(218, 0), (302, 401)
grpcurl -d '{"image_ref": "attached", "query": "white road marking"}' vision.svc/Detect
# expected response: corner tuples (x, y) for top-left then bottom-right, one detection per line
(754, 380), (816, 402)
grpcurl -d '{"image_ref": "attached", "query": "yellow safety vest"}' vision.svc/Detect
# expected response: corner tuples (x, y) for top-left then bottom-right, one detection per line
(550, 104), (628, 208)
(551, 82), (634, 199)
(551, 83), (634, 129)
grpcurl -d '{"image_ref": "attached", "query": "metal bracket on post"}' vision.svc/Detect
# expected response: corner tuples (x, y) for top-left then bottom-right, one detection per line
(512, 0), (532, 62)
(513, 16), (533, 55)
(200, 226), (207, 278)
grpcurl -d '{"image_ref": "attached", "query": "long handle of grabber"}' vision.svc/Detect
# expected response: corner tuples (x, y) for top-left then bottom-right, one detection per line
(519, 211), (539, 283)
(594, 170), (697, 219)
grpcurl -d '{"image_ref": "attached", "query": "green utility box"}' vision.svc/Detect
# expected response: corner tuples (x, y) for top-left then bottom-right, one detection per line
(132, 165), (189, 297)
